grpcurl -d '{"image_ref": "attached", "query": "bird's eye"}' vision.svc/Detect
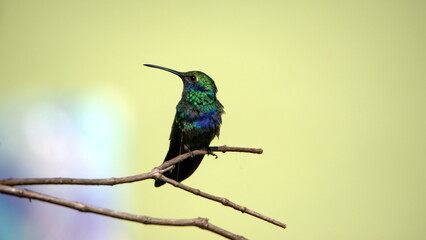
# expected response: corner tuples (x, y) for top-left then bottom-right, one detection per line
(190, 76), (197, 81)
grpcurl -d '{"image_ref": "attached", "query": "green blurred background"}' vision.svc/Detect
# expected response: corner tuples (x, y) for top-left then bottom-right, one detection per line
(1, 0), (425, 239)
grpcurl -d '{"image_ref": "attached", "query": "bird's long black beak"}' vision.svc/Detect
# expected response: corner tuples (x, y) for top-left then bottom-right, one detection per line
(144, 64), (183, 77)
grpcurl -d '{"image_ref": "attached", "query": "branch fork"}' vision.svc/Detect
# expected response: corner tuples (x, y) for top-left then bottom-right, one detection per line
(0, 145), (285, 239)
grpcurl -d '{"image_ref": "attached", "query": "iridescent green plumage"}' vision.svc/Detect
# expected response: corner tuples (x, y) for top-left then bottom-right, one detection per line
(144, 64), (224, 187)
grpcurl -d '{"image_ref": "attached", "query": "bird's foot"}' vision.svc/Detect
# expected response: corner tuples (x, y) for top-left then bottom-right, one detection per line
(184, 145), (195, 158)
(206, 147), (218, 159)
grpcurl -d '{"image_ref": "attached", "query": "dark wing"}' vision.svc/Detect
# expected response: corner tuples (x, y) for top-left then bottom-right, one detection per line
(154, 116), (205, 187)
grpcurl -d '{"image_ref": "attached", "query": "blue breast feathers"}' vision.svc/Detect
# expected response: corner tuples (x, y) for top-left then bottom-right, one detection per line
(191, 110), (221, 129)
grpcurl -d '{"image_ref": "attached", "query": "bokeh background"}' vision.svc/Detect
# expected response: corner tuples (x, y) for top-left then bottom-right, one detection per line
(1, 0), (425, 239)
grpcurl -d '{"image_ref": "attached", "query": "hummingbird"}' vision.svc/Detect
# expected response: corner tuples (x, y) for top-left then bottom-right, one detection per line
(144, 64), (224, 187)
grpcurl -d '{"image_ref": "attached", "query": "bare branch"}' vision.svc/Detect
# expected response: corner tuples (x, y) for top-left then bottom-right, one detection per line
(0, 184), (247, 240)
(0, 172), (152, 186)
(157, 145), (263, 171)
(0, 146), (262, 186)
(157, 175), (287, 229)
(0, 145), (286, 235)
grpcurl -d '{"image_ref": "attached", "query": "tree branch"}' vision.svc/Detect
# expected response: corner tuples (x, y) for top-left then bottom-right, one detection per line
(0, 184), (247, 240)
(0, 146), (262, 186)
(0, 145), (286, 238)
(157, 175), (286, 229)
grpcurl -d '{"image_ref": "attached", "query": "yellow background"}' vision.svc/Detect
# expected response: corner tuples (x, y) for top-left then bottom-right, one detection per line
(1, 0), (425, 239)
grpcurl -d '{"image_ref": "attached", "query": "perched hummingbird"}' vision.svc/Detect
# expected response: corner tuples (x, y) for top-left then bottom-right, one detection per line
(144, 64), (224, 187)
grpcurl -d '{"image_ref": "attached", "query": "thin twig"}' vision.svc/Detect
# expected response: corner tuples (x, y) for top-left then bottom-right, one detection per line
(0, 185), (247, 240)
(157, 145), (263, 171)
(158, 175), (287, 229)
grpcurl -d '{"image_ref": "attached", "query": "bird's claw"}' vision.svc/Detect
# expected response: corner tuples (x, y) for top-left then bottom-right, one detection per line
(189, 150), (195, 158)
(184, 145), (195, 158)
(207, 147), (218, 159)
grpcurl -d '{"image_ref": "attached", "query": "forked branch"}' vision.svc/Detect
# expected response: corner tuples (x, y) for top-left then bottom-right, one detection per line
(0, 145), (285, 239)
